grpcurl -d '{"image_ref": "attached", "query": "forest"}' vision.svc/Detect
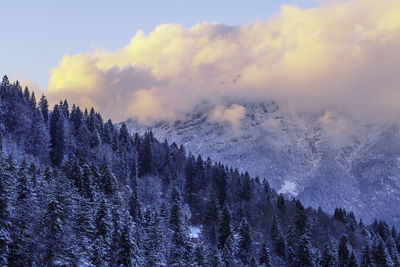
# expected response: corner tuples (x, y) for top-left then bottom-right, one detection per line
(0, 74), (399, 266)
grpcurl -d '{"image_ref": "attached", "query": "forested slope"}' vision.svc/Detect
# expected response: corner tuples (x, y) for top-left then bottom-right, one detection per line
(0, 75), (399, 266)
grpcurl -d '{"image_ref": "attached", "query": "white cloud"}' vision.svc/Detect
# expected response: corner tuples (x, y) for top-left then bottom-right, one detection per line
(45, 0), (400, 125)
(210, 104), (245, 130)
(278, 180), (298, 196)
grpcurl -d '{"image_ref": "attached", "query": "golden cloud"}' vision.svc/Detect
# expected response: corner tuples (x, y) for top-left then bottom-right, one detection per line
(47, 0), (400, 123)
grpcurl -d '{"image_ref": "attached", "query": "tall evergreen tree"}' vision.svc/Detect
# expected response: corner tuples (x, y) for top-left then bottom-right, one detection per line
(297, 233), (315, 267)
(38, 94), (49, 126)
(338, 234), (350, 267)
(360, 243), (372, 267)
(348, 251), (358, 267)
(320, 243), (337, 267)
(259, 242), (271, 267)
(237, 217), (252, 265)
(49, 105), (65, 166)
(218, 204), (232, 250)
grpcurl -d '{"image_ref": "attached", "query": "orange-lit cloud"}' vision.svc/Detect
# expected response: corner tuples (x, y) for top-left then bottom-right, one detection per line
(210, 104), (246, 130)
(47, 0), (400, 123)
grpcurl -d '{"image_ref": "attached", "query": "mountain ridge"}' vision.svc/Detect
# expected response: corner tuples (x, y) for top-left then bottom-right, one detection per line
(125, 102), (400, 226)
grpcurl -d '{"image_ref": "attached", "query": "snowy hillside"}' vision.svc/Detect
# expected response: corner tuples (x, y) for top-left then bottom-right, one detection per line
(125, 102), (400, 225)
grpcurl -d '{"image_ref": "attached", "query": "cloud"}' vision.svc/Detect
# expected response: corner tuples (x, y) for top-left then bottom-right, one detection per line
(318, 110), (358, 147)
(11, 73), (45, 97)
(278, 180), (298, 196)
(46, 0), (400, 124)
(262, 118), (282, 130)
(210, 104), (245, 130)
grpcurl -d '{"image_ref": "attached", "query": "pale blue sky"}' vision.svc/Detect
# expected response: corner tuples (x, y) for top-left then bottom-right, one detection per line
(1, 0), (316, 89)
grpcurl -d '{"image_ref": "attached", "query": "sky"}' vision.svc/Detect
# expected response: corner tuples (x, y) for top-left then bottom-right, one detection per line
(1, 0), (315, 90)
(2, 0), (400, 126)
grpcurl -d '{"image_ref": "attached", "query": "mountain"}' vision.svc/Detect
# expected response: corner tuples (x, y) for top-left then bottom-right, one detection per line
(2, 76), (400, 266)
(125, 102), (400, 226)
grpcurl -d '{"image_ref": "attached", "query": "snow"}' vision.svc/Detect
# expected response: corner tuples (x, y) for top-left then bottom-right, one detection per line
(278, 180), (298, 197)
(188, 226), (201, 239)
(125, 102), (400, 226)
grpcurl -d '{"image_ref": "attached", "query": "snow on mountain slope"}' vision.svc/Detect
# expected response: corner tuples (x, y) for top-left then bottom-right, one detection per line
(125, 102), (400, 225)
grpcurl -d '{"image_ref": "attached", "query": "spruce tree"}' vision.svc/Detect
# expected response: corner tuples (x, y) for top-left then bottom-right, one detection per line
(259, 242), (271, 267)
(193, 245), (206, 267)
(218, 204), (232, 250)
(49, 105), (65, 166)
(372, 237), (393, 266)
(38, 94), (49, 126)
(270, 215), (286, 257)
(338, 234), (350, 267)
(360, 243), (372, 267)
(237, 217), (252, 265)
(168, 187), (188, 266)
(320, 243), (337, 267)
(297, 233), (315, 267)
(118, 213), (139, 267)
(348, 251), (358, 267)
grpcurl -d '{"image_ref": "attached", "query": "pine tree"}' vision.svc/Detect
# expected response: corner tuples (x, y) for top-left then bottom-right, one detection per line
(184, 155), (196, 207)
(218, 204), (232, 250)
(100, 164), (117, 197)
(0, 154), (11, 266)
(270, 215), (286, 257)
(0, 228), (11, 266)
(277, 193), (286, 213)
(240, 171), (252, 202)
(38, 95), (49, 126)
(207, 248), (222, 267)
(294, 200), (309, 236)
(203, 192), (219, 246)
(73, 197), (95, 265)
(94, 199), (113, 264)
(360, 243), (372, 267)
(259, 242), (271, 267)
(8, 160), (34, 266)
(193, 244), (206, 267)
(118, 213), (139, 267)
(139, 132), (152, 177)
(237, 217), (252, 265)
(372, 237), (393, 266)
(129, 184), (142, 223)
(49, 105), (66, 166)
(28, 108), (50, 161)
(348, 251), (358, 267)
(320, 243), (337, 267)
(338, 234), (350, 267)
(214, 166), (227, 204)
(297, 233), (315, 267)
(168, 187), (188, 266)
(221, 239), (235, 267)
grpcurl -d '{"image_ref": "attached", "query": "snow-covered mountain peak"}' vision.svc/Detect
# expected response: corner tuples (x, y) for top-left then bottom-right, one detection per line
(125, 102), (400, 225)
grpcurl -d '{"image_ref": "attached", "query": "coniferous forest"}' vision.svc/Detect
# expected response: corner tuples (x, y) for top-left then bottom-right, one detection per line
(1, 75), (400, 266)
